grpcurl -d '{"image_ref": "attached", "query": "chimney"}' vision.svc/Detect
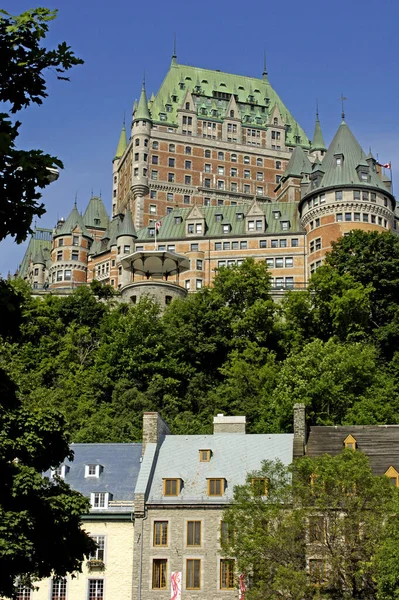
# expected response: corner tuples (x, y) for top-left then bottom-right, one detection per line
(293, 403), (306, 458)
(142, 412), (170, 456)
(213, 414), (246, 434)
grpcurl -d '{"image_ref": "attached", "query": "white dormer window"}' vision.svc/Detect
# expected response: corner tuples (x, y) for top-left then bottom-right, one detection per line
(336, 157), (341, 166)
(51, 465), (69, 479)
(85, 464), (103, 478)
(90, 492), (112, 509)
(273, 211), (281, 220)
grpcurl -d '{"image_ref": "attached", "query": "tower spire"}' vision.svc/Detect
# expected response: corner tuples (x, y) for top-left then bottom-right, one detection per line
(341, 94), (347, 121)
(310, 102), (326, 153)
(262, 51), (268, 81)
(171, 33), (177, 66)
(135, 81), (151, 121)
(114, 119), (128, 160)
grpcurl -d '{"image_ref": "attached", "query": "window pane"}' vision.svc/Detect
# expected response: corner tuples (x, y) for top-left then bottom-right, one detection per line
(186, 559), (201, 589)
(220, 559), (235, 589)
(152, 559), (167, 589)
(187, 521), (201, 546)
(154, 521), (168, 546)
(52, 578), (67, 600)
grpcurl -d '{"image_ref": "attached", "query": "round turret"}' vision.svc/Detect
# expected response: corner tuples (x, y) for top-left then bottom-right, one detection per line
(131, 84), (151, 202)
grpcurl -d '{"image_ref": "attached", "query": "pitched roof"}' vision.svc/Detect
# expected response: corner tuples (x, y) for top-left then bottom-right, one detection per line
(83, 196), (110, 230)
(45, 443), (142, 513)
(146, 433), (293, 504)
(18, 228), (52, 278)
(136, 202), (304, 241)
(114, 123), (128, 159)
(307, 120), (393, 195)
(149, 61), (309, 147)
(310, 112), (326, 151)
(281, 145), (312, 181)
(307, 425), (399, 477)
(56, 205), (92, 238)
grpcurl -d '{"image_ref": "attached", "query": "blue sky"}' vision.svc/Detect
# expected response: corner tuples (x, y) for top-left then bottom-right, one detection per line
(2, 0), (399, 276)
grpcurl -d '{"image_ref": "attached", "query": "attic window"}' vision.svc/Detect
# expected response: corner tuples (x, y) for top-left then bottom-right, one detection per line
(163, 478), (181, 496)
(344, 434), (357, 450)
(236, 213), (244, 221)
(273, 117), (278, 125)
(172, 95), (178, 102)
(248, 95), (254, 102)
(159, 113), (166, 121)
(220, 83), (226, 87)
(273, 211), (281, 219)
(199, 449), (212, 462)
(385, 466), (399, 487)
(85, 464), (103, 478)
(238, 86), (245, 90)
(91, 492), (112, 509)
(174, 216), (182, 224)
(51, 465), (69, 479)
(207, 478), (225, 496)
(251, 478), (268, 496)
(201, 79), (208, 84)
(336, 157), (342, 166)
(215, 213), (223, 222)
(94, 218), (101, 226)
(360, 172), (368, 181)
(185, 76), (192, 81)
(166, 104), (172, 112)
(179, 82), (185, 90)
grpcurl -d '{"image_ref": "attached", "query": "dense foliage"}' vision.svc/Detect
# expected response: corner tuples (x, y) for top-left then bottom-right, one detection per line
(222, 452), (399, 600)
(4, 230), (399, 441)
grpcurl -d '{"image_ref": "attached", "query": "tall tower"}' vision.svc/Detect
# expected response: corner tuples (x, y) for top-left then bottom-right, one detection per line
(112, 123), (127, 217)
(131, 83), (151, 229)
(309, 107), (327, 162)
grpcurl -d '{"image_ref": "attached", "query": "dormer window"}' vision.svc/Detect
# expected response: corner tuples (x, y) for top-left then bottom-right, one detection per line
(336, 157), (341, 166)
(281, 221), (290, 231)
(163, 478), (182, 496)
(215, 213), (223, 222)
(222, 224), (231, 234)
(51, 465), (69, 479)
(174, 216), (182, 224)
(188, 223), (194, 234)
(185, 102), (190, 110)
(344, 434), (357, 450)
(166, 104), (172, 112)
(236, 212), (244, 220)
(207, 478), (225, 496)
(385, 466), (399, 487)
(90, 492), (111, 509)
(159, 113), (166, 121)
(199, 449), (212, 462)
(273, 117), (278, 125)
(273, 211), (281, 219)
(360, 172), (368, 181)
(85, 464), (103, 478)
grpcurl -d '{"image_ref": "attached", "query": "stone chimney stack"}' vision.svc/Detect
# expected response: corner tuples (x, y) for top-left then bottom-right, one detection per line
(213, 414), (246, 434)
(142, 412), (170, 456)
(293, 403), (306, 458)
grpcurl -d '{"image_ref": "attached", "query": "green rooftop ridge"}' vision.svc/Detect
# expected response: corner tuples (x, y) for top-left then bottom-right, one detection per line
(114, 123), (128, 159)
(56, 205), (92, 238)
(149, 61), (309, 147)
(281, 145), (312, 181)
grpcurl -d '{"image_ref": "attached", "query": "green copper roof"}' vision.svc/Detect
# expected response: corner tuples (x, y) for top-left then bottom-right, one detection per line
(32, 246), (46, 265)
(134, 84), (151, 121)
(149, 61), (309, 147)
(56, 205), (92, 238)
(114, 123), (128, 159)
(311, 112), (326, 151)
(83, 196), (110, 230)
(282, 145), (312, 181)
(136, 202), (303, 241)
(18, 228), (52, 278)
(309, 121), (392, 194)
(116, 205), (137, 239)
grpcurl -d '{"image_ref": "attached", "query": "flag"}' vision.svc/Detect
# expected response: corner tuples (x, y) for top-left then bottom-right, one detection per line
(155, 220), (162, 232)
(380, 162), (391, 169)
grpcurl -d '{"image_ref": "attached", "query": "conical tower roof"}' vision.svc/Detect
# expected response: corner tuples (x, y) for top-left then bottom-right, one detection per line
(83, 196), (110, 229)
(281, 145), (312, 181)
(114, 123), (127, 160)
(311, 110), (326, 152)
(56, 204), (92, 238)
(116, 205), (137, 239)
(135, 84), (151, 121)
(308, 120), (393, 194)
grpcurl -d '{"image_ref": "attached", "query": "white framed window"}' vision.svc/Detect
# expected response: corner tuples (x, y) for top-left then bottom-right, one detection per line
(90, 492), (111, 509)
(196, 279), (203, 289)
(85, 464), (103, 478)
(51, 578), (67, 600)
(149, 205), (156, 214)
(88, 579), (104, 600)
(51, 465), (69, 479)
(89, 535), (106, 562)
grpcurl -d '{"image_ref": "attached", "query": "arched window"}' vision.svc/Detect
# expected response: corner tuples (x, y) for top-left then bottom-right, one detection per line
(230, 110), (234, 118)
(273, 117), (278, 125)
(185, 102), (190, 110)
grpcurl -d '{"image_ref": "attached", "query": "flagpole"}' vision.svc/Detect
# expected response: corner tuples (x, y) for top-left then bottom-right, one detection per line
(155, 224), (158, 250)
(391, 161), (394, 195)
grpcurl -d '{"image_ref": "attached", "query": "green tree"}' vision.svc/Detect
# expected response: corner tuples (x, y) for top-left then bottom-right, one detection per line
(0, 8), (83, 241)
(223, 451), (399, 600)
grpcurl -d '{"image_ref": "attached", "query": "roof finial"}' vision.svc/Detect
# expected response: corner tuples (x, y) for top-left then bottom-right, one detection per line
(341, 94), (347, 120)
(262, 50), (268, 81)
(74, 192), (78, 208)
(171, 34), (177, 66)
(316, 98), (319, 120)
(143, 72), (146, 88)
(123, 111), (126, 128)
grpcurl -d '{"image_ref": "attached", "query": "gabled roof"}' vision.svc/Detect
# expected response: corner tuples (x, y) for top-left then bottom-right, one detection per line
(136, 202), (304, 241)
(146, 433), (293, 504)
(18, 228), (52, 278)
(149, 61), (309, 147)
(308, 120), (393, 195)
(56, 205), (92, 238)
(83, 196), (110, 230)
(45, 443), (142, 513)
(307, 425), (399, 477)
(114, 123), (128, 159)
(281, 145), (312, 181)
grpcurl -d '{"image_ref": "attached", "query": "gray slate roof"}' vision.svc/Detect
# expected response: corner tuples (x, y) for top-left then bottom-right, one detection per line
(46, 443), (142, 512)
(147, 433), (293, 504)
(307, 426), (399, 476)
